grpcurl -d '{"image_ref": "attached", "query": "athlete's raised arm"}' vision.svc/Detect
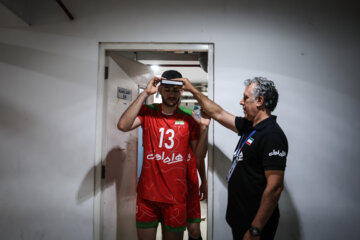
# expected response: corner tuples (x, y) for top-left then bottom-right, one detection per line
(117, 77), (162, 132)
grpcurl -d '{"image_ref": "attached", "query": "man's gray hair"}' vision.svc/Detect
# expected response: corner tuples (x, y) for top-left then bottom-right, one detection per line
(244, 77), (279, 112)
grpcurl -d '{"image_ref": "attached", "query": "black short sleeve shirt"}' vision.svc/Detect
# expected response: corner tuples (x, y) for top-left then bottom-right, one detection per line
(226, 115), (288, 228)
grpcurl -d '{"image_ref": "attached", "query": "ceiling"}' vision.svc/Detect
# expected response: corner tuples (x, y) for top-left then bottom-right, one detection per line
(0, 0), (73, 27)
(0, 2), (28, 27)
(109, 50), (208, 84)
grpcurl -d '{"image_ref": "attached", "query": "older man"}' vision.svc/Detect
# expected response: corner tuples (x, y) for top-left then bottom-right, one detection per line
(177, 77), (288, 240)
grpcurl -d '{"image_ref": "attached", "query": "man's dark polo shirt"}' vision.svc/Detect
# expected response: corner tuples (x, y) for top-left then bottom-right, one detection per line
(226, 115), (288, 229)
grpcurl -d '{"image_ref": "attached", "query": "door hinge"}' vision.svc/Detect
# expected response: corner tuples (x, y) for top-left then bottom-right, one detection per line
(101, 165), (106, 179)
(104, 66), (109, 80)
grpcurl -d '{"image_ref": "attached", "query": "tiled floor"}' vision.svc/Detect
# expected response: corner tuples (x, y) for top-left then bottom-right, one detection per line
(156, 201), (207, 240)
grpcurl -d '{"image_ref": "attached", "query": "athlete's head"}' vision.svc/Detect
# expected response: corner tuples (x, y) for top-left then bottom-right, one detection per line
(161, 70), (182, 80)
(159, 70), (183, 107)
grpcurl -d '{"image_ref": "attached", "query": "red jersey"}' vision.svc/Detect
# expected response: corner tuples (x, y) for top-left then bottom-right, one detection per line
(137, 104), (200, 204)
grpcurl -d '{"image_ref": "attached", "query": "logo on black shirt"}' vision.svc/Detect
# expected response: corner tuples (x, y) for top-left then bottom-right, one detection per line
(268, 149), (286, 157)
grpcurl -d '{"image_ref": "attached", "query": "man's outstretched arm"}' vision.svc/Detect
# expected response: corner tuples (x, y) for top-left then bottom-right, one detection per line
(175, 78), (238, 133)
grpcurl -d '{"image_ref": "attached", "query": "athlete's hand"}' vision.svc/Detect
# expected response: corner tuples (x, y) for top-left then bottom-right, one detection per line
(199, 181), (208, 201)
(145, 77), (164, 95)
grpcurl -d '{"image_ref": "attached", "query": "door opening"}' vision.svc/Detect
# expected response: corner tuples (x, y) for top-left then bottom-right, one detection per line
(95, 43), (214, 240)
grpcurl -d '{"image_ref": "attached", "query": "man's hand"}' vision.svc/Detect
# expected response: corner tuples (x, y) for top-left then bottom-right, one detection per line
(192, 108), (211, 128)
(199, 181), (208, 201)
(172, 78), (195, 92)
(145, 77), (163, 95)
(243, 230), (260, 240)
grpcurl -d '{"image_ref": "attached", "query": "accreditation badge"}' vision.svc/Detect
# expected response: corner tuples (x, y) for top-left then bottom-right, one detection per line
(227, 151), (243, 182)
(235, 151), (243, 162)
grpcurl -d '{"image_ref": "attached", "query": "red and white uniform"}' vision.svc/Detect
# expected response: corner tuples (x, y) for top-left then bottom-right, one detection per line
(137, 104), (200, 204)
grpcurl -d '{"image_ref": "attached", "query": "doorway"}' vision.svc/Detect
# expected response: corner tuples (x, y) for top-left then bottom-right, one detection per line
(94, 43), (214, 240)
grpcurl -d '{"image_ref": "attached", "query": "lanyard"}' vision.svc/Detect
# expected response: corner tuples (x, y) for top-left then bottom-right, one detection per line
(227, 130), (256, 182)
(233, 130), (256, 159)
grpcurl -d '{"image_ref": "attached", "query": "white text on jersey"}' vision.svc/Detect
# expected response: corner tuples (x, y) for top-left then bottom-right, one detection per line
(146, 152), (184, 164)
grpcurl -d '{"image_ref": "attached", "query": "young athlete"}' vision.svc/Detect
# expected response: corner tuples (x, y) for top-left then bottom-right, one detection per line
(118, 70), (208, 240)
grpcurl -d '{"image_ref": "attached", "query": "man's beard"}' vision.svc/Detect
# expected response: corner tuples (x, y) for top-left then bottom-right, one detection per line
(162, 97), (180, 107)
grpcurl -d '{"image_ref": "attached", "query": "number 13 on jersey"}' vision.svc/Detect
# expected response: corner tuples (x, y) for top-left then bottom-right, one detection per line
(159, 128), (175, 149)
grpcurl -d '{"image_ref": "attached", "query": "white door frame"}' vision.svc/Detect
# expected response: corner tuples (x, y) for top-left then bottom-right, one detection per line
(94, 42), (215, 240)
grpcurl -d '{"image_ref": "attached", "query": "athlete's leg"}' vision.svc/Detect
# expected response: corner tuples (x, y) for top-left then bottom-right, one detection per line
(137, 227), (157, 240)
(187, 222), (202, 239)
(161, 202), (186, 240)
(162, 229), (184, 240)
(161, 223), (186, 240)
(136, 197), (160, 240)
(186, 194), (202, 239)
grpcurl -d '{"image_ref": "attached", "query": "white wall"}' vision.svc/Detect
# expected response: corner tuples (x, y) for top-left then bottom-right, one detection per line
(0, 0), (359, 239)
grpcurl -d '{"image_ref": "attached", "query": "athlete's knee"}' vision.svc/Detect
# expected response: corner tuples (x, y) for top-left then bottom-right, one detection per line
(137, 227), (157, 240)
(187, 222), (201, 239)
(163, 229), (184, 240)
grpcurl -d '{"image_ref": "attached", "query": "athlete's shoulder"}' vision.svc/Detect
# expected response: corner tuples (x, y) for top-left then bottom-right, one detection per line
(177, 105), (192, 116)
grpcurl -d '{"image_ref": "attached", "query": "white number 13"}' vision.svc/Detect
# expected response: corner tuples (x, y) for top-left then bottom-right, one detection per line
(159, 128), (175, 149)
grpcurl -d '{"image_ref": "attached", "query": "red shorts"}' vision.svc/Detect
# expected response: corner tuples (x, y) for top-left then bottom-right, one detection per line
(136, 196), (187, 232)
